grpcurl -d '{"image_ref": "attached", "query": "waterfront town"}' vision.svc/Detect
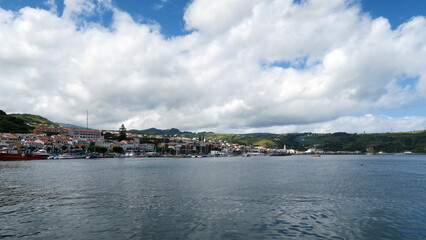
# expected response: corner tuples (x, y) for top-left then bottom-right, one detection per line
(1, 120), (367, 159)
(0, 125), (296, 158)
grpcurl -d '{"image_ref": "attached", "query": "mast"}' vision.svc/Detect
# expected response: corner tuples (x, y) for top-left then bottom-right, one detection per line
(87, 110), (89, 129)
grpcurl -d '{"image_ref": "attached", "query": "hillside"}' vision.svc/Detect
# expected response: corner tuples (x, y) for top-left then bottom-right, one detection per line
(190, 131), (426, 153)
(9, 113), (58, 127)
(56, 122), (85, 129)
(296, 131), (426, 153)
(129, 128), (191, 136)
(126, 127), (425, 153)
(0, 110), (34, 133)
(1, 110), (424, 153)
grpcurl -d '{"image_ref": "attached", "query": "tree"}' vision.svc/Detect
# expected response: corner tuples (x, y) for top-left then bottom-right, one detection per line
(61, 145), (68, 152)
(97, 146), (108, 154)
(88, 146), (108, 153)
(118, 124), (127, 141)
(20, 146), (27, 153)
(113, 146), (124, 153)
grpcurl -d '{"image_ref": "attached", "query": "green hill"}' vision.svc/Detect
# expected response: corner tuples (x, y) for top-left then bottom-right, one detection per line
(129, 128), (190, 136)
(0, 110), (34, 133)
(190, 131), (426, 153)
(9, 113), (58, 127)
(126, 126), (425, 153)
(300, 131), (426, 153)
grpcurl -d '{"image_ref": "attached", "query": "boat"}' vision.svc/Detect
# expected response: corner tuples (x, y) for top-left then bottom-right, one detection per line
(269, 151), (291, 156)
(55, 154), (84, 159)
(124, 151), (136, 157)
(32, 149), (51, 159)
(86, 154), (98, 159)
(311, 155), (321, 157)
(0, 148), (45, 161)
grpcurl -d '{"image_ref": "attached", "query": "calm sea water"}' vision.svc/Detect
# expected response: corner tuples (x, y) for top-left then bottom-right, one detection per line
(0, 155), (425, 239)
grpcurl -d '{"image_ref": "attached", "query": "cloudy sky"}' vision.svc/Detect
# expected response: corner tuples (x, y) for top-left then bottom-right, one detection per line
(0, 0), (425, 133)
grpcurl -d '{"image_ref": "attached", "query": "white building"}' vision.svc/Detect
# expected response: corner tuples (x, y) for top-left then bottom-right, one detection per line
(140, 143), (155, 152)
(0, 141), (8, 148)
(94, 139), (111, 149)
(68, 127), (102, 140)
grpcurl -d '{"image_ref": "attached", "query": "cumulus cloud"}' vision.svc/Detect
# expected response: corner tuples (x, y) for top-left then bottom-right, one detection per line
(45, 0), (58, 13)
(241, 114), (426, 134)
(0, 0), (425, 132)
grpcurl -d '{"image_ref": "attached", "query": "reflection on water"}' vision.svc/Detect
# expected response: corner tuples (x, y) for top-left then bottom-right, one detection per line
(0, 155), (425, 239)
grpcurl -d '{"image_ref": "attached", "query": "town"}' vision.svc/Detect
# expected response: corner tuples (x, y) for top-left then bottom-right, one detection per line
(1, 111), (424, 159)
(1, 123), (299, 159)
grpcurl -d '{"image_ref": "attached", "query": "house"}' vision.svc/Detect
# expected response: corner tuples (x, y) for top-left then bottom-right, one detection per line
(140, 143), (155, 152)
(0, 141), (8, 147)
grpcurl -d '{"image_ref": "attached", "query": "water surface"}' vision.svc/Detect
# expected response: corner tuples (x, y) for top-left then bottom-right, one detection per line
(1, 155), (425, 239)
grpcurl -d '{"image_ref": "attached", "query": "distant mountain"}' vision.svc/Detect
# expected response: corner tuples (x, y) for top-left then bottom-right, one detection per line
(9, 113), (58, 127)
(242, 133), (274, 136)
(128, 128), (425, 153)
(3, 110), (424, 153)
(0, 110), (34, 133)
(129, 128), (183, 136)
(56, 123), (86, 129)
(126, 128), (277, 146)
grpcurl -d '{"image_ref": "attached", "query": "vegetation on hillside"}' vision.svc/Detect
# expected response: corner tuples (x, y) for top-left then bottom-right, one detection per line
(128, 128), (182, 136)
(2, 110), (424, 153)
(299, 132), (426, 153)
(0, 110), (34, 133)
(9, 113), (58, 127)
(203, 131), (426, 153)
(126, 127), (425, 153)
(128, 128), (198, 137)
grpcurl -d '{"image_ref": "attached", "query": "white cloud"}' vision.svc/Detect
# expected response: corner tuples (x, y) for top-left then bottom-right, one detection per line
(240, 114), (426, 134)
(184, 0), (262, 36)
(154, 0), (169, 10)
(63, 0), (96, 19)
(0, 0), (425, 133)
(45, 0), (58, 13)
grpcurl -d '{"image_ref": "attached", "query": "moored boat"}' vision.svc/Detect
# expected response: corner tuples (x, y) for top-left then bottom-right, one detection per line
(0, 148), (45, 161)
(55, 154), (84, 159)
(269, 152), (291, 156)
(32, 149), (51, 159)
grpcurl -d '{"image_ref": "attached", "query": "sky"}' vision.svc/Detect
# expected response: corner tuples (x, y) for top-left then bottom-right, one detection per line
(0, 0), (425, 133)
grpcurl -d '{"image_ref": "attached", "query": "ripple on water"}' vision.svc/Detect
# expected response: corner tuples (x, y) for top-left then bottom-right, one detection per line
(0, 156), (425, 239)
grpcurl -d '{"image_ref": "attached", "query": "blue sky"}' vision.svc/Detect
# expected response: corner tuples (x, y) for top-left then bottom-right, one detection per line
(0, 0), (425, 133)
(1, 0), (425, 36)
(361, 0), (426, 29)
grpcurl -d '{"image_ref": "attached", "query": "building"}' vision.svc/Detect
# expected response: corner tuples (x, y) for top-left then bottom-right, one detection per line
(120, 139), (140, 150)
(68, 127), (102, 140)
(0, 141), (8, 147)
(140, 143), (155, 152)
(34, 127), (68, 134)
(94, 139), (112, 149)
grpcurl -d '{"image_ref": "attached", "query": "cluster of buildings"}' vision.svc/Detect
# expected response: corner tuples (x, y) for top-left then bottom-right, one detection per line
(0, 125), (295, 156)
(1, 125), (367, 157)
(1, 124), (370, 157)
(0, 126), (155, 154)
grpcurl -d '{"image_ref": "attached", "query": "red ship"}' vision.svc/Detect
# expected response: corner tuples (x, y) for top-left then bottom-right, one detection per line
(0, 148), (45, 161)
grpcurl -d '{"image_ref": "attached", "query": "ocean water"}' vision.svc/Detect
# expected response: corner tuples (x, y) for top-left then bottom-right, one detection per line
(0, 155), (425, 239)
